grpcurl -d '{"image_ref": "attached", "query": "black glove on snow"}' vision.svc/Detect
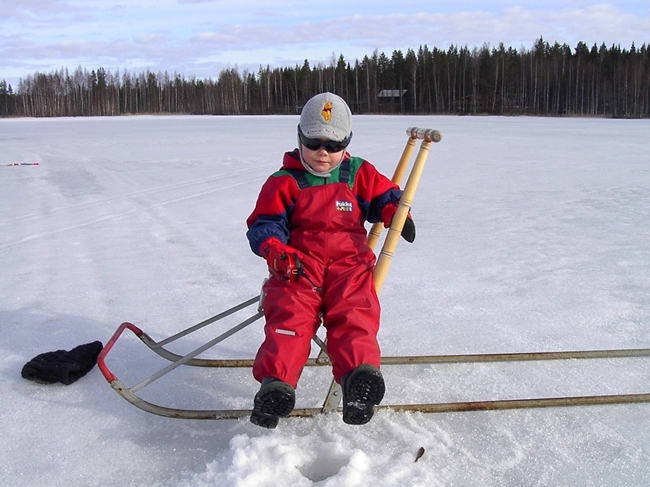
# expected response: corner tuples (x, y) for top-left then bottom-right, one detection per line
(21, 341), (103, 385)
(401, 215), (416, 243)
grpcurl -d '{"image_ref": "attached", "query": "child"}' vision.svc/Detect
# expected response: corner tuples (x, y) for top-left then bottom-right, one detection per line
(246, 92), (415, 428)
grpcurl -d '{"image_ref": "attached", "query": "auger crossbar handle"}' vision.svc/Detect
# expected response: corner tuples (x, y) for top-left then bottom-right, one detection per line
(406, 127), (442, 142)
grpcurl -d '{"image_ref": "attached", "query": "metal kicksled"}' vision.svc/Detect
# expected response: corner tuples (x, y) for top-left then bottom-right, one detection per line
(98, 127), (650, 420)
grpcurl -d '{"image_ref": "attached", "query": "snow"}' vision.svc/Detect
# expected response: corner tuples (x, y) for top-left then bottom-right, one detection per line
(1, 113), (650, 486)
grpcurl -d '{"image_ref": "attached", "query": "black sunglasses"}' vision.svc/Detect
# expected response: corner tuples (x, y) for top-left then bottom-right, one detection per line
(298, 127), (352, 153)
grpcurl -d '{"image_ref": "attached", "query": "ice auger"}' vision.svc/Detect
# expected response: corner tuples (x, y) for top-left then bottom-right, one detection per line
(98, 127), (650, 420)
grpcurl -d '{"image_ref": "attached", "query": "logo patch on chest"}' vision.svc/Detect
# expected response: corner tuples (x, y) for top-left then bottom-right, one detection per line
(336, 200), (354, 212)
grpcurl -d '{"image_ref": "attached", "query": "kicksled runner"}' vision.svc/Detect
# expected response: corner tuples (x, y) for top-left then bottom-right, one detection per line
(98, 127), (650, 420)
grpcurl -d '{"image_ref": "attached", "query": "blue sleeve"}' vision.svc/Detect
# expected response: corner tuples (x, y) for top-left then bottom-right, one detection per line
(246, 212), (292, 256)
(357, 188), (403, 223)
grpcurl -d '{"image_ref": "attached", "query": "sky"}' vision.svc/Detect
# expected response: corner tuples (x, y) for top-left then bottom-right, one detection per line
(1, 1), (649, 88)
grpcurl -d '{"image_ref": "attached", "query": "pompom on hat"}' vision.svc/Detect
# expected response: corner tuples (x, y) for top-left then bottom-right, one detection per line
(299, 92), (352, 142)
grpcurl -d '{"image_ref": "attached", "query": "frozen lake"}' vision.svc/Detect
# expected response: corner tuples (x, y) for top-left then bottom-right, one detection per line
(1, 114), (650, 486)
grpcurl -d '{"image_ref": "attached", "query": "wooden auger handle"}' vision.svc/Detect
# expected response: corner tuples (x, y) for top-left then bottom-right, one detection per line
(367, 128), (442, 250)
(373, 127), (442, 294)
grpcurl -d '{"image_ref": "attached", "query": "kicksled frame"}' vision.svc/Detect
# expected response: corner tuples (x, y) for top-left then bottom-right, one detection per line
(97, 127), (650, 420)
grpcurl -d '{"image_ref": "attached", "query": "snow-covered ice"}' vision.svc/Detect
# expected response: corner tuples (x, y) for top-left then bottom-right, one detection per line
(1, 114), (650, 486)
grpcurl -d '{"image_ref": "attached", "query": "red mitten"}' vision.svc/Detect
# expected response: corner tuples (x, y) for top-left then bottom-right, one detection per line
(260, 238), (305, 276)
(381, 203), (399, 228)
(381, 203), (416, 243)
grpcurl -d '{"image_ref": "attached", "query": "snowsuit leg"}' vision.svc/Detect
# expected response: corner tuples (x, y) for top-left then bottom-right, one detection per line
(253, 276), (322, 388)
(322, 252), (381, 384)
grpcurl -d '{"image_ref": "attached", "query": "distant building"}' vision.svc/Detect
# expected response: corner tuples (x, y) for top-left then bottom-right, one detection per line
(376, 90), (408, 99)
(376, 90), (409, 112)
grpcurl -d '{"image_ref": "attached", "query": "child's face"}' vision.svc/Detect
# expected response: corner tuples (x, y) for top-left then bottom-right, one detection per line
(301, 143), (344, 173)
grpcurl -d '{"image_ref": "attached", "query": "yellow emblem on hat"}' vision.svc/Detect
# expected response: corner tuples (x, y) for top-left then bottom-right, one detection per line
(322, 102), (332, 122)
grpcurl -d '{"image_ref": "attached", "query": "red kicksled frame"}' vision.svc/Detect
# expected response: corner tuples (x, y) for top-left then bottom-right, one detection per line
(97, 128), (650, 420)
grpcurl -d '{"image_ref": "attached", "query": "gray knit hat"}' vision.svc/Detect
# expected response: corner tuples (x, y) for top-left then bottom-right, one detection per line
(299, 92), (352, 141)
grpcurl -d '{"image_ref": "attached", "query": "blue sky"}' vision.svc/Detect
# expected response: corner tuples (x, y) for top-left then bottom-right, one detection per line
(1, 1), (648, 87)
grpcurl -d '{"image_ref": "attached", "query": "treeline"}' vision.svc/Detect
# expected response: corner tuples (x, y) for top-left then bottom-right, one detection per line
(1, 38), (649, 118)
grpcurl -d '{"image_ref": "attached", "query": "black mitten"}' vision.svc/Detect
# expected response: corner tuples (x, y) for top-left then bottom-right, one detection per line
(21, 341), (103, 385)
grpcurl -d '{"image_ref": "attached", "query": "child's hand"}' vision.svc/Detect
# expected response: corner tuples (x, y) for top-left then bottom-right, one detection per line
(381, 204), (416, 243)
(260, 238), (306, 276)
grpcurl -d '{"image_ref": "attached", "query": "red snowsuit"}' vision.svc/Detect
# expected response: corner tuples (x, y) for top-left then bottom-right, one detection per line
(246, 150), (402, 388)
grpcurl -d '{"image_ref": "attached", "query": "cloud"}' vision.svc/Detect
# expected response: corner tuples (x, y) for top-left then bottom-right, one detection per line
(544, 4), (650, 45)
(188, 7), (648, 52)
(2, 4), (648, 87)
(0, 0), (77, 19)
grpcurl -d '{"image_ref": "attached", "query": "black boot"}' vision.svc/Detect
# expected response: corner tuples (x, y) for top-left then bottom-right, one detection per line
(250, 378), (295, 429)
(341, 364), (385, 425)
